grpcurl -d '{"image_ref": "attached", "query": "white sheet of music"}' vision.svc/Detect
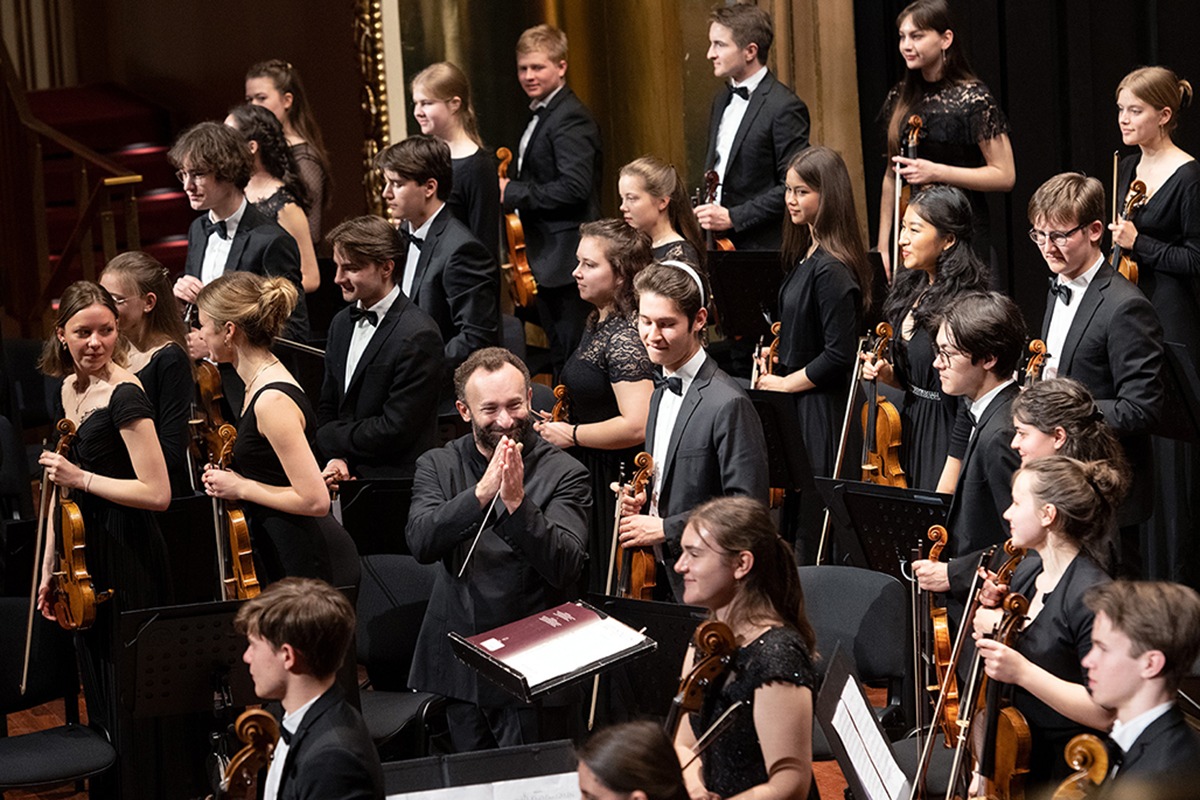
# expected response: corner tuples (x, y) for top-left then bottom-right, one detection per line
(830, 678), (907, 800)
(388, 771), (577, 800)
(493, 613), (649, 690)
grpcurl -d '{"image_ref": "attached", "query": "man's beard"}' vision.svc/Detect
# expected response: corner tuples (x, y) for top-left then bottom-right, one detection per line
(473, 413), (532, 453)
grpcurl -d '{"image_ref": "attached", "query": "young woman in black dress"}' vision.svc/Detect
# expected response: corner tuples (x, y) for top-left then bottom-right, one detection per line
(226, 103), (320, 293)
(411, 61), (501, 263)
(876, 0), (1014, 279)
(195, 271), (354, 585)
(245, 59), (331, 244)
(972, 456), (1127, 790)
(863, 185), (989, 491)
(99, 252), (194, 497)
(672, 497), (817, 800)
(1110, 65), (1199, 587)
(619, 156), (706, 269)
(534, 219), (655, 593)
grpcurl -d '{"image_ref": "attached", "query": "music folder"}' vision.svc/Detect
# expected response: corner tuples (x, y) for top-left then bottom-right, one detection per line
(448, 600), (657, 704)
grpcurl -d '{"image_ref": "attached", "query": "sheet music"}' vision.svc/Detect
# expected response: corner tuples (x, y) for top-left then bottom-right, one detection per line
(830, 679), (907, 800)
(388, 771), (577, 800)
(497, 612), (649, 690)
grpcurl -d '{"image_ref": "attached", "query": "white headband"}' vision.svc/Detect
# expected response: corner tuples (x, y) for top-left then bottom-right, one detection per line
(659, 259), (706, 307)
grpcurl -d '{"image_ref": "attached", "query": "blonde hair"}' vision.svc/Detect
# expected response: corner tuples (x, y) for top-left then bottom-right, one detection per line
(196, 272), (297, 349)
(516, 24), (568, 62)
(619, 156), (706, 267)
(1117, 66), (1193, 135)
(100, 251), (189, 352)
(411, 61), (482, 147)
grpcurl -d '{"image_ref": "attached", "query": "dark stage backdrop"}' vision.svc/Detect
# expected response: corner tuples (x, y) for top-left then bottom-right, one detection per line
(854, 0), (1200, 332)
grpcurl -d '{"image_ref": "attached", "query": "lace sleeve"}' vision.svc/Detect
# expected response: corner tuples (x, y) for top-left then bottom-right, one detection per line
(963, 82), (1011, 142)
(740, 628), (817, 693)
(603, 316), (655, 384)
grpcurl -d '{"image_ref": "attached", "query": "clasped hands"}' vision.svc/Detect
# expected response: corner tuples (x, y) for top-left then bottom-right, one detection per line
(476, 435), (525, 514)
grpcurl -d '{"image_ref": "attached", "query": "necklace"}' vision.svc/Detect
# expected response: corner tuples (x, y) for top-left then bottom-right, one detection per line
(243, 358), (280, 397)
(72, 377), (97, 420)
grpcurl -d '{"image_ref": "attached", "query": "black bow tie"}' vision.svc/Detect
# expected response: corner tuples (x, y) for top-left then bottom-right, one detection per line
(349, 306), (378, 326)
(279, 724), (293, 745)
(400, 228), (423, 249)
(203, 217), (228, 240)
(730, 85), (750, 100)
(1049, 278), (1073, 306)
(1103, 735), (1124, 778)
(655, 374), (683, 396)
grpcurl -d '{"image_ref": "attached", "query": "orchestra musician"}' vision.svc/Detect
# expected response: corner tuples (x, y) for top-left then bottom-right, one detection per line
(410, 61), (502, 264)
(234, 577), (384, 800)
(244, 59), (332, 244)
(695, 3), (809, 251)
(619, 156), (706, 269)
(913, 292), (1024, 601)
(316, 215), (443, 484)
(406, 347), (590, 751)
(671, 497), (817, 800)
(1031, 172), (1165, 575)
(500, 24), (602, 375)
(862, 185), (989, 491)
(533, 219), (655, 594)
(1010, 378), (1130, 471)
(195, 271), (357, 586)
(576, 720), (687, 800)
(36, 281), (172, 798)
(98, 252), (194, 497)
(619, 262), (768, 602)
(1111, 65), (1199, 589)
(1081, 581), (1200, 792)
(876, 0), (1015, 280)
(377, 134), (500, 388)
(972, 456), (1127, 790)
(224, 103), (320, 294)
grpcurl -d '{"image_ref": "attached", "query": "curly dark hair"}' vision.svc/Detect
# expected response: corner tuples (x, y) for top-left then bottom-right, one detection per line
(227, 103), (311, 212)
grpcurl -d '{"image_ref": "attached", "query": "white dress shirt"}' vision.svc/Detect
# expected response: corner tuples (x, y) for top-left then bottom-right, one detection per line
(649, 347), (708, 516)
(401, 204), (445, 298)
(261, 693), (319, 800)
(200, 197), (248, 285)
(1044, 255), (1105, 379)
(712, 65), (768, 204)
(344, 283), (400, 392)
(517, 84), (565, 172)
(967, 378), (1016, 444)
(1110, 700), (1174, 755)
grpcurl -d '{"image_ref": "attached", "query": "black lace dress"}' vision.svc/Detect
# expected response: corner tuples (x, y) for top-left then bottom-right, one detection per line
(557, 312), (655, 593)
(233, 382), (357, 586)
(135, 342), (193, 497)
(689, 626), (819, 799)
(653, 239), (703, 269)
(291, 142), (326, 243)
(881, 79), (1011, 255)
(250, 185), (298, 225)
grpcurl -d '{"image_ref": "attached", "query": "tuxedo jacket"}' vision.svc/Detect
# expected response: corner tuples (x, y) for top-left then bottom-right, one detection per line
(315, 292), (444, 478)
(504, 86), (602, 287)
(646, 355), (769, 600)
(946, 383), (1022, 598)
(404, 209), (500, 376)
(184, 202), (309, 342)
(1041, 262), (1164, 522)
(704, 70), (809, 250)
(406, 433), (590, 707)
(275, 686), (384, 800)
(1107, 705), (1200, 791)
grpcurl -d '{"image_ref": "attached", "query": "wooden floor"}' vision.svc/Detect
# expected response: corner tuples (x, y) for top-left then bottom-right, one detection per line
(7, 695), (860, 799)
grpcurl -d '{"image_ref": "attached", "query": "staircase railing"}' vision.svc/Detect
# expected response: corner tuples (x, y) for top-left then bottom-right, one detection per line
(1, 43), (142, 336)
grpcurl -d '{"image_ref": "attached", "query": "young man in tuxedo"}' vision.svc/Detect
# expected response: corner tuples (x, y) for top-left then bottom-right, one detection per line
(235, 577), (384, 800)
(913, 291), (1024, 604)
(695, 4), (809, 251)
(618, 262), (768, 602)
(1030, 172), (1164, 573)
(315, 215), (443, 484)
(1082, 580), (1200, 791)
(406, 348), (589, 750)
(500, 24), (602, 374)
(377, 135), (499, 386)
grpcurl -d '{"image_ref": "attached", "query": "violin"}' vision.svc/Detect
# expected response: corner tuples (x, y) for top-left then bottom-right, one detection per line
(750, 322), (787, 508)
(615, 452), (656, 601)
(663, 620), (737, 738)
(1111, 177), (1148, 286)
(698, 170), (735, 252)
(550, 384), (570, 423)
(892, 115), (924, 274)
(214, 708), (279, 799)
(860, 323), (906, 487)
(1023, 340), (1048, 387)
(924, 525), (961, 745)
(496, 147), (538, 307)
(1050, 734), (1108, 800)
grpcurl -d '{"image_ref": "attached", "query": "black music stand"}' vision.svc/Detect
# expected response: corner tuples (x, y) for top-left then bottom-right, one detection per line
(382, 739), (577, 794)
(336, 478), (414, 556)
(749, 388), (815, 495)
(815, 478), (951, 581)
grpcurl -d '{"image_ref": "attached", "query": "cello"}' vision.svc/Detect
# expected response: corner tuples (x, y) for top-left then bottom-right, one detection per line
(1050, 734), (1108, 800)
(663, 620), (737, 738)
(613, 452), (656, 600)
(1110, 160), (1148, 286)
(213, 708), (280, 799)
(496, 147), (538, 307)
(861, 323), (906, 487)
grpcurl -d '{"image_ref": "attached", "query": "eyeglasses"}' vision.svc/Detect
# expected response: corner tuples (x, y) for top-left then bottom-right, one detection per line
(1028, 223), (1086, 247)
(175, 169), (211, 185)
(933, 345), (966, 365)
